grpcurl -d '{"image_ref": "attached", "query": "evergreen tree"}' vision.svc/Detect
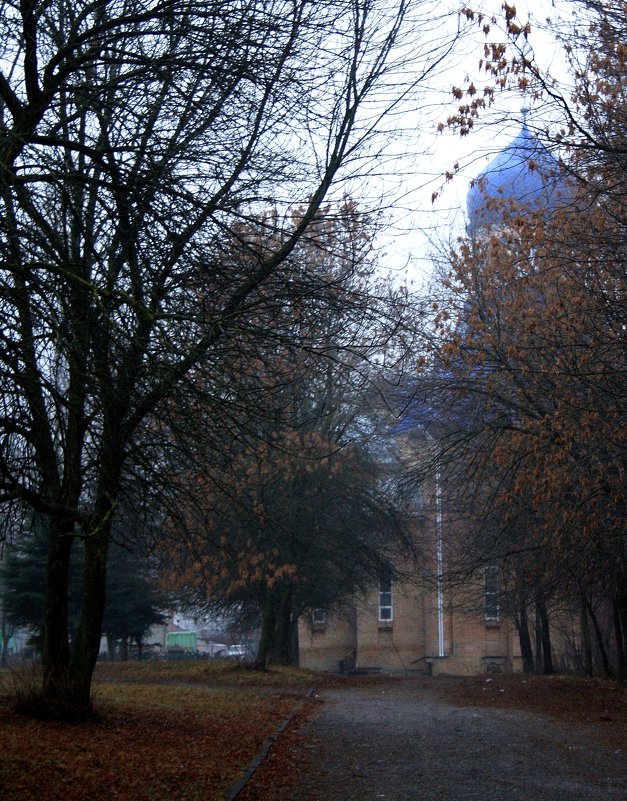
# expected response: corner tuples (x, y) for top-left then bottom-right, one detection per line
(102, 541), (165, 661)
(1, 522), (163, 660)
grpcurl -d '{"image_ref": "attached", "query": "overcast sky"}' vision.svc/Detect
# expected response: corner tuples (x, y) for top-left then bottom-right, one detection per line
(381, 0), (574, 284)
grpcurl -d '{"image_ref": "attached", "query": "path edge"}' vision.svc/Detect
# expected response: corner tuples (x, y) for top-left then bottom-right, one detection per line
(223, 686), (318, 801)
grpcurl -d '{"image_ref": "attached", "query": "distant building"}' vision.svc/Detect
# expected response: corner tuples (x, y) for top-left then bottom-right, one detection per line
(466, 115), (571, 235)
(299, 427), (526, 675)
(299, 120), (577, 676)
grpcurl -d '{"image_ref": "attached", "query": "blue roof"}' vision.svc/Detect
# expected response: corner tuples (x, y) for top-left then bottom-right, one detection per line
(466, 123), (570, 231)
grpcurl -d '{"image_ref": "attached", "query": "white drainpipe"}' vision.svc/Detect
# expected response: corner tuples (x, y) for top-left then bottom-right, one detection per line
(424, 427), (444, 658)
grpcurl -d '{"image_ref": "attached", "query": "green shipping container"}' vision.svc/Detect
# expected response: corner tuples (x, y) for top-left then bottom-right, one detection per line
(166, 631), (197, 650)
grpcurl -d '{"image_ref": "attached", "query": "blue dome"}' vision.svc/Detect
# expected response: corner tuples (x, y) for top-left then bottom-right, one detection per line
(466, 123), (569, 232)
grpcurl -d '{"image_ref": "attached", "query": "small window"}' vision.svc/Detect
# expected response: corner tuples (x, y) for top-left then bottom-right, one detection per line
(378, 571), (393, 622)
(485, 566), (499, 622)
(312, 608), (326, 624)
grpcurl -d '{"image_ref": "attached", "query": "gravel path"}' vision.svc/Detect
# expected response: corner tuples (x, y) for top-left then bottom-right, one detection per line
(265, 681), (626, 801)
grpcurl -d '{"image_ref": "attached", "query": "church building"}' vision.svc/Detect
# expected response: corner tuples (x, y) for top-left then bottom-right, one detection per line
(299, 119), (574, 676)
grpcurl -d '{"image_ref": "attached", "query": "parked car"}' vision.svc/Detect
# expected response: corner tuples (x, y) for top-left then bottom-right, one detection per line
(215, 644), (248, 660)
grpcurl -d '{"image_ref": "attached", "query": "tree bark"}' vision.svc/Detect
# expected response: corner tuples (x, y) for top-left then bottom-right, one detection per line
(272, 585), (293, 666)
(536, 599), (554, 674)
(515, 602), (535, 674)
(586, 598), (614, 679)
(1, 616), (14, 667)
(534, 603), (544, 674)
(42, 519), (74, 701)
(580, 596), (593, 676)
(67, 527), (111, 710)
(255, 588), (278, 670)
(586, 599), (614, 679)
(612, 592), (626, 682)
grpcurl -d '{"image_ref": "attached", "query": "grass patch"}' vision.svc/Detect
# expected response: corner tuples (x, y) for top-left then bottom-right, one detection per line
(0, 662), (313, 801)
(93, 659), (320, 687)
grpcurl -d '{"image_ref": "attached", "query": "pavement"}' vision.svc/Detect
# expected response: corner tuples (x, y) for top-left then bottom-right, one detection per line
(240, 679), (627, 801)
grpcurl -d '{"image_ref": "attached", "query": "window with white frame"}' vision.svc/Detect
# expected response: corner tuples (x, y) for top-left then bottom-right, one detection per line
(312, 608), (327, 624)
(378, 571), (393, 622)
(484, 566), (500, 622)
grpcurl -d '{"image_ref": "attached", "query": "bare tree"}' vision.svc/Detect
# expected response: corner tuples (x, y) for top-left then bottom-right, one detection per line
(0, 0), (464, 714)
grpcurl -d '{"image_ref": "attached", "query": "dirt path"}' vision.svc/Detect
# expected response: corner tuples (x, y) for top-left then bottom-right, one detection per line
(240, 679), (626, 801)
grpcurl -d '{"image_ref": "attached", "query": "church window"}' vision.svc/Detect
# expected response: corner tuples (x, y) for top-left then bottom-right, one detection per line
(378, 571), (393, 622)
(485, 566), (500, 622)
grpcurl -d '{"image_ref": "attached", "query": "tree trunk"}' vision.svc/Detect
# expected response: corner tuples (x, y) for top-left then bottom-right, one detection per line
(67, 529), (111, 710)
(612, 593), (626, 682)
(515, 602), (535, 674)
(42, 518), (74, 701)
(586, 598), (614, 678)
(536, 599), (554, 674)
(272, 585), (293, 666)
(255, 588), (278, 670)
(106, 633), (116, 661)
(580, 596), (593, 676)
(534, 603), (543, 673)
(1, 616), (14, 667)
(619, 579), (627, 670)
(289, 612), (299, 667)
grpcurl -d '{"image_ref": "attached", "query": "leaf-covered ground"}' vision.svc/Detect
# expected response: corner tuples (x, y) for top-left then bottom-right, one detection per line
(0, 662), (314, 801)
(1, 665), (624, 801)
(430, 672), (627, 750)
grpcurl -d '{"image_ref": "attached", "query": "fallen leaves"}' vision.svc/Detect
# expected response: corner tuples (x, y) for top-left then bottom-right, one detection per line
(431, 673), (627, 751)
(0, 664), (310, 801)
